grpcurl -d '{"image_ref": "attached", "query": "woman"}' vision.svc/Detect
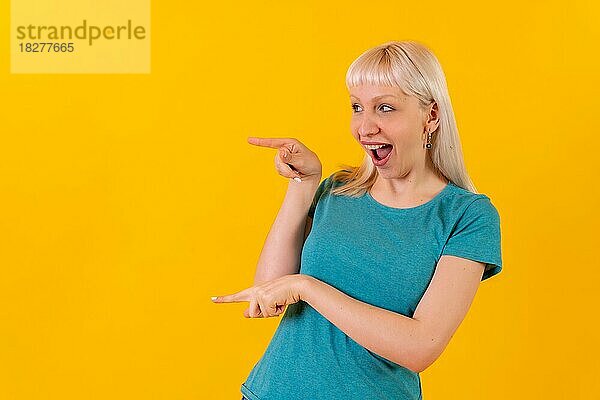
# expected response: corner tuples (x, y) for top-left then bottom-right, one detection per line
(212, 40), (502, 400)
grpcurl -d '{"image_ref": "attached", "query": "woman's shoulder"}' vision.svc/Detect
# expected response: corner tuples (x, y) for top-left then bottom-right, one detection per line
(446, 181), (494, 203)
(443, 182), (499, 222)
(446, 181), (490, 201)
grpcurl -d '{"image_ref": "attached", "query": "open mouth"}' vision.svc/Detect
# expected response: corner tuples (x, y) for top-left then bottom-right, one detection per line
(369, 144), (393, 161)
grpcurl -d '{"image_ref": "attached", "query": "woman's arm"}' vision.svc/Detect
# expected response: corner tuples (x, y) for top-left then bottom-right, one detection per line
(253, 177), (321, 286)
(213, 255), (484, 368)
(298, 255), (485, 373)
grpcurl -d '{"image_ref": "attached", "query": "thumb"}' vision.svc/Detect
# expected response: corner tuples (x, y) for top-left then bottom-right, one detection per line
(279, 148), (301, 176)
(279, 147), (293, 163)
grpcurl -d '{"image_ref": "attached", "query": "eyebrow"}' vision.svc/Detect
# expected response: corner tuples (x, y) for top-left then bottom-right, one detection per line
(349, 94), (401, 102)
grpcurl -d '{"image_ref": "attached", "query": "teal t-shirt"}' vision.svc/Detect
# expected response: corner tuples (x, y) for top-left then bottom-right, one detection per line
(241, 171), (502, 400)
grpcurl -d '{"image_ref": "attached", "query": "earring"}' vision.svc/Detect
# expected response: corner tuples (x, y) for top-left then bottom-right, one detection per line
(423, 130), (432, 149)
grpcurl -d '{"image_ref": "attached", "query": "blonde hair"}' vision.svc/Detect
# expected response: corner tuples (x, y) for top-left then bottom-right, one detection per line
(330, 40), (479, 197)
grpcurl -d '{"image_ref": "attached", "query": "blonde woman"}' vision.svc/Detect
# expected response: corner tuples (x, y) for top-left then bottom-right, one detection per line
(212, 40), (502, 400)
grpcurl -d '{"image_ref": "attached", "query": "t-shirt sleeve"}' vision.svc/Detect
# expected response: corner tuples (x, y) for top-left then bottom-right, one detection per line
(307, 175), (333, 219)
(440, 196), (503, 281)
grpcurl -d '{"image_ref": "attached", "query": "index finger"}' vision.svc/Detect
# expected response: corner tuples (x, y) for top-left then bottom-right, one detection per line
(247, 136), (296, 149)
(211, 287), (252, 303)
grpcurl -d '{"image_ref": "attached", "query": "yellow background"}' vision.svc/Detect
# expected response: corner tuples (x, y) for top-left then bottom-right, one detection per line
(1, 0), (599, 398)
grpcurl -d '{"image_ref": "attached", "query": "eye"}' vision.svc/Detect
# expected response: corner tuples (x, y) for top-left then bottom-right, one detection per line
(350, 103), (394, 113)
(351, 103), (362, 113)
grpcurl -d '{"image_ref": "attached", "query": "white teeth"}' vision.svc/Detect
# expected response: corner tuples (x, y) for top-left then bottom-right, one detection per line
(364, 144), (389, 150)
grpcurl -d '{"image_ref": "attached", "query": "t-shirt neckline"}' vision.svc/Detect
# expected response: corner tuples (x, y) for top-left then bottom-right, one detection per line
(365, 181), (454, 212)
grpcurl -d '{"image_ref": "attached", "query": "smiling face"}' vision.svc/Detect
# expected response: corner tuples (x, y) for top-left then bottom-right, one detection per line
(349, 84), (433, 178)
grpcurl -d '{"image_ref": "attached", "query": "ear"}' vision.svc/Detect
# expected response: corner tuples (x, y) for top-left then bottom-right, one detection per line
(424, 101), (440, 132)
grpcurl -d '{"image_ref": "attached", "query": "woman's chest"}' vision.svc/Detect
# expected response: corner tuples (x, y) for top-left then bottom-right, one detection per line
(301, 201), (449, 316)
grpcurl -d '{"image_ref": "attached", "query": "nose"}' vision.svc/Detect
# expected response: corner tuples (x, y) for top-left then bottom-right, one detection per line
(357, 113), (380, 137)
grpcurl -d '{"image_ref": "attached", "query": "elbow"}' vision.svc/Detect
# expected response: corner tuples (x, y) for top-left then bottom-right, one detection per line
(409, 357), (434, 374)
(405, 352), (437, 374)
(389, 321), (450, 373)
(403, 340), (446, 374)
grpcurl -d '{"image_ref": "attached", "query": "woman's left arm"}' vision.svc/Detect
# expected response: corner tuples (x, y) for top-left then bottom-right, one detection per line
(299, 255), (485, 373)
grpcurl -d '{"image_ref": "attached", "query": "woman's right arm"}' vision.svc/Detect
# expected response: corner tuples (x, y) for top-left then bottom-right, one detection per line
(253, 178), (320, 286)
(245, 136), (322, 286)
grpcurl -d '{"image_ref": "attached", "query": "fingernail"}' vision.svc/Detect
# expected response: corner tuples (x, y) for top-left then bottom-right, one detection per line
(293, 177), (302, 183)
(211, 296), (218, 301)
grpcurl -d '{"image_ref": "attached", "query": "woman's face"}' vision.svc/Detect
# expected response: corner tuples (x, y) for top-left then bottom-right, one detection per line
(349, 84), (429, 177)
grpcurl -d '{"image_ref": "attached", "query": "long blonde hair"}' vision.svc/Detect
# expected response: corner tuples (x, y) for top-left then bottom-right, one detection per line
(330, 40), (478, 196)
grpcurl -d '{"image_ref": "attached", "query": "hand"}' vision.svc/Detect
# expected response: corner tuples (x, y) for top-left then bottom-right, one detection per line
(211, 274), (308, 318)
(247, 136), (322, 184)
